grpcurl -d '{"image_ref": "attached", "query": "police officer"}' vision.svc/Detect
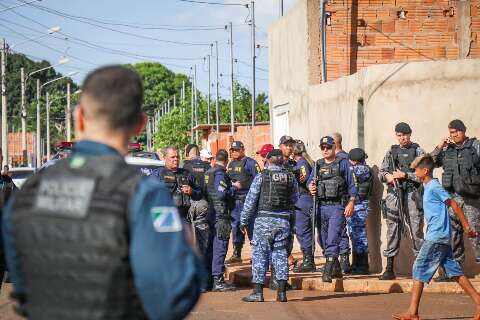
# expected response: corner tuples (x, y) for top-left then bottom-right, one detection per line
(2, 66), (203, 319)
(348, 148), (373, 275)
(332, 132), (352, 274)
(205, 149), (240, 292)
(378, 122), (425, 280)
(153, 147), (202, 220)
(292, 140), (316, 273)
(431, 119), (480, 281)
(240, 149), (299, 303)
(279, 135), (296, 173)
(307, 136), (357, 283)
(256, 144), (274, 168)
(183, 144), (211, 261)
(226, 141), (261, 263)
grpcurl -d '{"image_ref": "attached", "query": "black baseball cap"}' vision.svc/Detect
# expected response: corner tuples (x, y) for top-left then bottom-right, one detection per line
(395, 122), (412, 134)
(230, 141), (244, 150)
(267, 149), (283, 159)
(448, 119), (466, 132)
(279, 135), (295, 145)
(349, 148), (368, 161)
(319, 136), (335, 147)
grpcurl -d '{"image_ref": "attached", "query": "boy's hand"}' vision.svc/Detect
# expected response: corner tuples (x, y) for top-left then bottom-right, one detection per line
(465, 226), (477, 238)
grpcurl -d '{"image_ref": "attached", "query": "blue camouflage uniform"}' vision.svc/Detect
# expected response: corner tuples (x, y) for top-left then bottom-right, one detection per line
(336, 150), (351, 256)
(348, 163), (372, 253)
(1, 141), (203, 320)
(307, 157), (357, 258)
(293, 157), (314, 253)
(227, 157), (261, 245)
(206, 165), (236, 277)
(240, 165), (299, 284)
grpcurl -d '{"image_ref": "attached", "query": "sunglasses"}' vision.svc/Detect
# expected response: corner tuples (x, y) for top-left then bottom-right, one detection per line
(320, 145), (333, 151)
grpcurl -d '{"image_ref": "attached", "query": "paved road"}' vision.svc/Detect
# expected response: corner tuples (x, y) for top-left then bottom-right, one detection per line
(1, 283), (477, 320)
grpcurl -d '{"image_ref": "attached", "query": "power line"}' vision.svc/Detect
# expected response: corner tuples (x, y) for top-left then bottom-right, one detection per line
(178, 0), (247, 7)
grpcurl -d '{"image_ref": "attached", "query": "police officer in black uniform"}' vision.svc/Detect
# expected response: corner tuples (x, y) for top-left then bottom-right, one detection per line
(2, 66), (203, 319)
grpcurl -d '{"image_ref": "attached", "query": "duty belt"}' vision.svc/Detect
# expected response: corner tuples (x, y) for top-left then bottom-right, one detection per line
(319, 199), (343, 206)
(256, 212), (290, 220)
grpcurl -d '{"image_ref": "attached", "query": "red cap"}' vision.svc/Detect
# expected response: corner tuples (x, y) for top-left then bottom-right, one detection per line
(256, 144), (274, 158)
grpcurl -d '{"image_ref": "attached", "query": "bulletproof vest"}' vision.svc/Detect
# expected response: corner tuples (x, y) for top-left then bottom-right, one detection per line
(258, 169), (295, 212)
(11, 155), (147, 320)
(205, 165), (232, 216)
(158, 167), (191, 208)
(352, 164), (373, 201)
(390, 143), (419, 174)
(227, 157), (254, 193)
(183, 158), (210, 189)
(442, 138), (480, 190)
(315, 158), (347, 202)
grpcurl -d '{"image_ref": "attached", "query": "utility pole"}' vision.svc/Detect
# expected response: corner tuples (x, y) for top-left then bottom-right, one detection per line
(66, 82), (71, 142)
(46, 92), (50, 160)
(194, 65), (198, 143)
(280, 0), (284, 17)
(190, 76), (194, 143)
(1, 38), (7, 165)
(207, 48), (212, 125)
(21, 67), (27, 163)
(215, 40), (220, 133)
(250, 1), (256, 127)
(229, 22), (235, 135)
(36, 79), (41, 168)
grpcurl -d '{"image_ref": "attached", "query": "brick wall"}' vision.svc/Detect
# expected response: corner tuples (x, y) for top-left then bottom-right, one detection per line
(309, 0), (480, 83)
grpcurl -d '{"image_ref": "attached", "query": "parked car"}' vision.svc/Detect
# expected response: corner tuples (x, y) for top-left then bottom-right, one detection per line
(125, 156), (164, 176)
(130, 151), (160, 160)
(10, 167), (36, 189)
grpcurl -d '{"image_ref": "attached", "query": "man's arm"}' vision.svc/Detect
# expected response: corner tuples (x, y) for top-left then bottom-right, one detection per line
(447, 199), (476, 238)
(341, 159), (357, 217)
(246, 158), (261, 177)
(306, 161), (317, 187)
(214, 171), (234, 201)
(130, 177), (203, 320)
(240, 174), (262, 226)
(187, 173), (203, 201)
(378, 151), (392, 183)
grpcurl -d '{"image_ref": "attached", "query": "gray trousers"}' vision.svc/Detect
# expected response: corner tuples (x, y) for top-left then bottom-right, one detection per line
(448, 194), (480, 263)
(382, 191), (424, 258)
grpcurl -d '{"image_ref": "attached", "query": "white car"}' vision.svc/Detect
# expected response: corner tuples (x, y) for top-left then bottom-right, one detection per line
(10, 167), (36, 189)
(125, 156), (164, 176)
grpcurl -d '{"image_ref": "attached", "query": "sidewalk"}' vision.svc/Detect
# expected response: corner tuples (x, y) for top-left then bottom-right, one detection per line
(224, 242), (480, 294)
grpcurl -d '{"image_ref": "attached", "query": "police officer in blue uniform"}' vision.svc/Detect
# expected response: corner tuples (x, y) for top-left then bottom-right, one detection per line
(226, 141), (261, 263)
(1, 66), (203, 319)
(308, 136), (357, 283)
(292, 140), (316, 273)
(240, 149), (299, 303)
(205, 149), (240, 292)
(348, 148), (373, 275)
(333, 132), (352, 274)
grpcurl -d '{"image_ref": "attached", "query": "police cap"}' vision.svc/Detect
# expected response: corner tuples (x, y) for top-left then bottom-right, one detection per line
(319, 136), (335, 147)
(230, 141), (245, 150)
(279, 135), (295, 145)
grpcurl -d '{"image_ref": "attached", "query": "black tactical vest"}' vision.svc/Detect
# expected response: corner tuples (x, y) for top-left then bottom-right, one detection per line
(258, 169), (295, 212)
(390, 143), (420, 190)
(442, 138), (480, 193)
(205, 165), (232, 217)
(11, 155), (147, 320)
(227, 157), (254, 196)
(158, 167), (191, 208)
(352, 166), (373, 201)
(183, 158), (210, 190)
(315, 158), (347, 204)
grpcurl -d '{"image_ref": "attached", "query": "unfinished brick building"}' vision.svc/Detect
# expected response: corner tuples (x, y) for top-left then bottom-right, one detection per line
(308, 0), (480, 82)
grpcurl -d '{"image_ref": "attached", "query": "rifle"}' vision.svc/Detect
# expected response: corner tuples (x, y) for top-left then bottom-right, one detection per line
(311, 161), (318, 258)
(389, 155), (416, 249)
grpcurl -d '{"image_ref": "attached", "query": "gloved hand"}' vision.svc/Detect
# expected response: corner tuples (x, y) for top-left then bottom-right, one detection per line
(216, 218), (231, 240)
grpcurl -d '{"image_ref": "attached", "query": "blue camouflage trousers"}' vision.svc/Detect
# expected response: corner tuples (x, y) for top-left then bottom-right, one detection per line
(347, 200), (369, 254)
(251, 216), (290, 284)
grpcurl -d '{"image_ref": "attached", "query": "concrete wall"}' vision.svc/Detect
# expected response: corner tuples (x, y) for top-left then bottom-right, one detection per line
(269, 0), (480, 275)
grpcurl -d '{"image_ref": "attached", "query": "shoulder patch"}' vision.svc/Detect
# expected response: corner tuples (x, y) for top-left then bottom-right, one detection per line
(151, 206), (183, 233)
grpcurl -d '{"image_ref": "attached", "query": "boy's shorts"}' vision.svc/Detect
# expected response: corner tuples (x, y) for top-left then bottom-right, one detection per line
(413, 240), (463, 283)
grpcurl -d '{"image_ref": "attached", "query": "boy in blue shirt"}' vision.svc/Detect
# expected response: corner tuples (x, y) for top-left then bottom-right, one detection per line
(393, 155), (480, 320)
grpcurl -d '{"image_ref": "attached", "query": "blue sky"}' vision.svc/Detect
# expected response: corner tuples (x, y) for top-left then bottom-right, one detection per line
(0, 0), (297, 99)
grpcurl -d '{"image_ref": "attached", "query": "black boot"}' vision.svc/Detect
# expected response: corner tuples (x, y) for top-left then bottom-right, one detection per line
(277, 280), (288, 302)
(242, 283), (264, 302)
(293, 251), (316, 273)
(269, 266), (279, 290)
(379, 256), (396, 280)
(353, 252), (370, 275)
(226, 245), (242, 264)
(332, 257), (343, 279)
(201, 275), (213, 293)
(350, 252), (359, 274)
(340, 253), (352, 274)
(322, 257), (335, 283)
(212, 275), (236, 292)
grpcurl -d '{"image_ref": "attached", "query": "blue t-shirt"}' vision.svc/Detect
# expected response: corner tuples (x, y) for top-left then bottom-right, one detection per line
(423, 178), (452, 244)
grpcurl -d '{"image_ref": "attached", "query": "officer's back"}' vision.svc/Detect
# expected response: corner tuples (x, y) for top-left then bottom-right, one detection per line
(2, 66), (203, 320)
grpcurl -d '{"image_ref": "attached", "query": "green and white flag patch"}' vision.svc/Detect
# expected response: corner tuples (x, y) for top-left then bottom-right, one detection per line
(151, 206), (183, 233)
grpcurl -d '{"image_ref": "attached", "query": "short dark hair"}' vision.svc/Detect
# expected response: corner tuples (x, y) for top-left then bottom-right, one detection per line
(269, 155), (284, 166)
(415, 155), (435, 174)
(216, 149), (229, 162)
(82, 65), (144, 130)
(185, 144), (199, 156)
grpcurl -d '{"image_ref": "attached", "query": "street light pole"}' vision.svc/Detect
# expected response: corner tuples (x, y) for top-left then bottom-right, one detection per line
(251, 1), (256, 127)
(36, 79), (40, 168)
(21, 67), (27, 163)
(1, 38), (7, 165)
(215, 40), (220, 133)
(66, 82), (71, 141)
(46, 92), (50, 159)
(229, 22), (235, 136)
